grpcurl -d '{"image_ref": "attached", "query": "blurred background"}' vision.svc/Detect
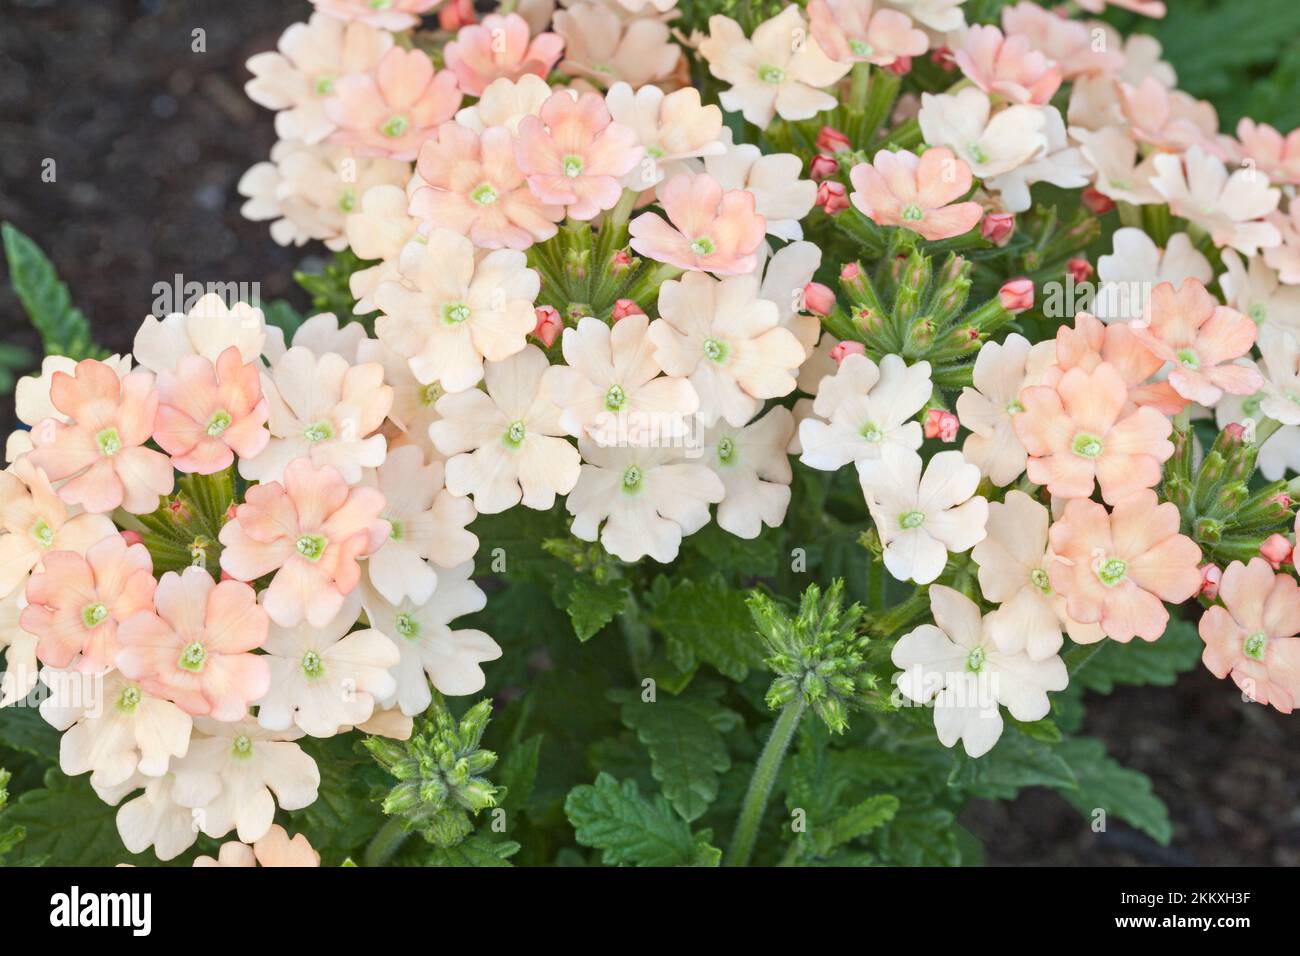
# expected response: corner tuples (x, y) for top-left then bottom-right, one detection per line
(2, 0), (1299, 864)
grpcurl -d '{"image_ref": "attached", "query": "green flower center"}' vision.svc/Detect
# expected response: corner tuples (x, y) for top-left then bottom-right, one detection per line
(301, 650), (324, 679)
(861, 422), (883, 443)
(396, 612), (419, 638)
(966, 143), (989, 165)
(503, 420), (527, 448)
(421, 381), (445, 407)
(304, 420), (334, 443)
(381, 114), (409, 138)
(758, 64), (786, 84)
(206, 410), (232, 437)
(1249, 303), (1267, 324)
(442, 302), (471, 325)
(702, 337), (728, 364)
(96, 427), (122, 457)
(178, 640), (207, 672)
(1030, 568), (1052, 594)
(1176, 348), (1200, 370)
(1095, 557), (1127, 587)
(1243, 631), (1267, 661)
(604, 383), (627, 411)
(645, 144), (665, 159)
(716, 436), (736, 464)
(295, 533), (327, 561)
(849, 39), (875, 58)
(965, 646), (987, 673)
(32, 518), (54, 547)
(471, 182), (498, 205)
(117, 686), (142, 714)
(388, 519), (404, 541)
(689, 236), (716, 257)
(562, 154), (584, 178)
(899, 510), (925, 530)
(901, 203), (924, 221)
(1071, 431), (1103, 459)
(313, 74), (335, 96)
(82, 602), (108, 628)
(231, 735), (253, 759)
(1006, 399), (1025, 415)
(622, 464), (644, 493)
(1242, 394), (1263, 417)
(339, 187), (357, 212)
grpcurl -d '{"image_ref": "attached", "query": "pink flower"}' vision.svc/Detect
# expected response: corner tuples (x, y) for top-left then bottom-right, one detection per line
(628, 173), (766, 275)
(116, 568), (271, 721)
(310, 0), (440, 31)
(21, 535), (156, 671)
(326, 47), (461, 161)
(28, 360), (173, 515)
(1014, 362), (1173, 504)
(1236, 118), (1300, 186)
(816, 180), (849, 215)
(439, 0), (474, 32)
(953, 25), (1061, 106)
(1131, 280), (1262, 406)
(999, 278), (1034, 313)
(411, 122), (562, 250)
(1044, 310), (1185, 416)
(531, 305), (563, 347)
(514, 91), (643, 220)
(981, 212), (1015, 245)
(1118, 77), (1218, 153)
(218, 458), (389, 629)
(1049, 490), (1202, 643)
(1199, 558), (1300, 712)
(807, 0), (928, 67)
(924, 408), (959, 442)
(154, 347), (269, 475)
(830, 340), (865, 364)
(849, 148), (983, 241)
(444, 13), (564, 97)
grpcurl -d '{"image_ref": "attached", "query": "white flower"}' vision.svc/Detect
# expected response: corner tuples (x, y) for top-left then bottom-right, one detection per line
(543, 314), (699, 447)
(799, 353), (932, 473)
(892, 585), (1067, 757)
(1216, 387), (1300, 480)
(919, 88), (1047, 179)
(239, 346), (392, 486)
(365, 444), (478, 602)
(360, 562), (501, 715)
(697, 9), (850, 128)
(797, 332), (839, 396)
(0, 589), (35, 706)
(39, 668), (192, 788)
(354, 338), (444, 457)
(431, 346), (581, 513)
(1255, 325), (1300, 426)
(701, 130), (817, 241)
(1094, 228), (1213, 324)
(567, 441), (725, 563)
(1072, 125), (1163, 206)
(605, 82), (726, 190)
(245, 13), (393, 144)
(753, 241), (823, 355)
(344, 184), (421, 314)
(1151, 145), (1281, 256)
(99, 773), (201, 862)
(1219, 249), (1300, 333)
(257, 592), (399, 737)
(702, 406), (795, 539)
(171, 718), (319, 844)
(881, 0), (965, 33)
(649, 271), (805, 428)
(956, 333), (1054, 486)
(262, 311), (366, 365)
(858, 446), (988, 584)
(133, 293), (264, 374)
(374, 232), (540, 394)
(985, 107), (1089, 213)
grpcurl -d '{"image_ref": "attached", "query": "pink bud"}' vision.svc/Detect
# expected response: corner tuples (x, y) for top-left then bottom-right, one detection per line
(816, 181), (849, 215)
(1261, 533), (1293, 569)
(802, 282), (836, 316)
(168, 499), (191, 522)
(532, 305), (563, 347)
(438, 0), (475, 31)
(884, 56), (913, 76)
(809, 154), (840, 181)
(1067, 258), (1094, 284)
(610, 249), (633, 274)
(816, 125), (851, 155)
(1271, 492), (1292, 511)
(840, 261), (861, 282)
(830, 340), (866, 364)
(224, 502), (239, 522)
(120, 530), (144, 547)
(980, 213), (1015, 246)
(999, 277), (1035, 314)
(1198, 564), (1222, 601)
(924, 408), (959, 442)
(930, 46), (957, 71)
(1223, 422), (1246, 443)
(611, 299), (645, 322)
(1081, 187), (1115, 215)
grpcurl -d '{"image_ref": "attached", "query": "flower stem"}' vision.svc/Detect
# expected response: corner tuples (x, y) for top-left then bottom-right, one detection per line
(362, 816), (410, 867)
(725, 699), (805, 867)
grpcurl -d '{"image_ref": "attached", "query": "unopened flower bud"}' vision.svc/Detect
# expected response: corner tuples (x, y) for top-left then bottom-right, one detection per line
(981, 213), (1015, 246)
(1067, 258), (1093, 283)
(609, 249), (633, 274)
(1199, 564), (1221, 601)
(930, 46), (956, 71)
(816, 125), (851, 154)
(885, 55), (913, 76)
(1081, 187), (1115, 215)
(1261, 533), (1293, 569)
(611, 298), (644, 321)
(924, 408), (959, 442)
(999, 277), (1034, 313)
(120, 530), (143, 547)
(438, 0), (475, 31)
(830, 340), (866, 364)
(802, 282), (836, 316)
(809, 154), (840, 180)
(816, 180), (849, 215)
(531, 306), (562, 347)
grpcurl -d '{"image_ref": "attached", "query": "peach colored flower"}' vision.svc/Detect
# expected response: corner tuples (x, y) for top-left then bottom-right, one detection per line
(21, 534), (156, 671)
(218, 458), (390, 629)
(849, 148), (982, 241)
(455, 74), (551, 134)
(444, 13), (564, 97)
(1118, 77), (1217, 153)
(1130, 280), (1263, 406)
(953, 24), (1060, 105)
(604, 83), (725, 191)
(11, 354), (132, 462)
(133, 294), (269, 375)
(808, 0), (927, 67)
(1049, 490), (1201, 643)
(27, 360), (173, 515)
(1263, 204), (1300, 285)
(554, 1), (682, 90)
(326, 47), (462, 161)
(1000, 0), (1124, 78)
(154, 347), (270, 475)
(629, 173), (766, 276)
(410, 122), (563, 250)
(702, 130), (815, 242)
(1042, 310), (1185, 416)
(514, 90), (643, 220)
(310, 0), (441, 31)
(1200, 558), (1300, 712)
(956, 334), (1054, 487)
(116, 568), (271, 722)
(345, 184), (421, 313)
(1013, 362), (1173, 504)
(1236, 118), (1300, 186)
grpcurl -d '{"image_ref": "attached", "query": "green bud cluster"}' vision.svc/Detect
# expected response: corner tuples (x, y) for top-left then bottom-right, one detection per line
(747, 580), (875, 734)
(528, 217), (658, 330)
(127, 469), (234, 578)
(365, 695), (503, 849)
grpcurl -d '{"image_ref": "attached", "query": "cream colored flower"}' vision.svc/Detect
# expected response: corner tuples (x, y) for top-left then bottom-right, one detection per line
(918, 88), (1047, 179)
(1151, 145), (1281, 256)
(702, 406), (795, 539)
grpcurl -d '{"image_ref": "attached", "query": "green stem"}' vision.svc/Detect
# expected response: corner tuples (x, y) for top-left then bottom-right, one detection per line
(1253, 416), (1283, 449)
(363, 816), (410, 867)
(725, 700), (805, 867)
(849, 62), (871, 111)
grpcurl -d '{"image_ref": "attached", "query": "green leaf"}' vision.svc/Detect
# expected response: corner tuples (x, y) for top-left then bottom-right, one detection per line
(822, 794), (899, 850)
(288, 736), (386, 865)
(261, 298), (306, 339)
(2, 223), (103, 360)
(1064, 618), (1202, 694)
(615, 691), (737, 822)
(0, 768), (24, 863)
(1055, 737), (1172, 846)
(647, 576), (765, 681)
(498, 734), (543, 817)
(948, 730), (1078, 800)
(0, 342), (34, 396)
(564, 576), (629, 642)
(4, 768), (154, 866)
(0, 707), (60, 761)
(422, 834), (520, 866)
(564, 773), (720, 866)
(873, 806), (961, 866)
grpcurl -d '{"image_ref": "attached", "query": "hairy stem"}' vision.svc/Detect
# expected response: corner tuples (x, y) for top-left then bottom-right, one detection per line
(725, 700), (805, 867)
(363, 816), (410, 867)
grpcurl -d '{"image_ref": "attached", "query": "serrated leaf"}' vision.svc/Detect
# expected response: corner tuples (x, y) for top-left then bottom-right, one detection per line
(873, 806), (961, 866)
(616, 693), (735, 822)
(499, 734), (543, 817)
(565, 576), (629, 642)
(423, 834), (520, 866)
(948, 730), (1078, 800)
(1055, 737), (1172, 846)
(4, 768), (156, 866)
(648, 576), (764, 681)
(1065, 618), (1201, 694)
(564, 773), (720, 866)
(2, 223), (103, 360)
(822, 794), (899, 850)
